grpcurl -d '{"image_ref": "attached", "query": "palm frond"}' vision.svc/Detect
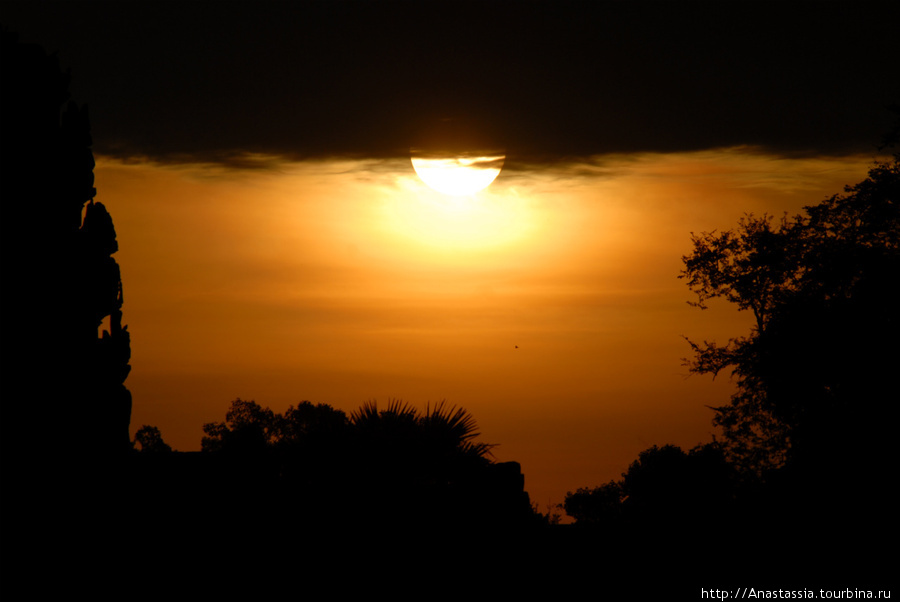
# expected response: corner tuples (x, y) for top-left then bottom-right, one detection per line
(350, 398), (418, 425)
(422, 400), (480, 441)
(350, 398), (495, 460)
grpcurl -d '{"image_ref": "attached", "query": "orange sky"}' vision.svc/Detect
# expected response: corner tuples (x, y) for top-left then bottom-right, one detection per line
(98, 148), (878, 512)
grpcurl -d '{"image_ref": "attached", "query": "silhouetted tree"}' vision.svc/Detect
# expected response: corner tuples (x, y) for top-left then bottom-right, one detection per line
(419, 401), (496, 461)
(198, 398), (528, 530)
(681, 150), (899, 480)
(201, 398), (279, 454)
(562, 481), (623, 527)
(272, 401), (349, 477)
(620, 443), (734, 524)
(562, 443), (734, 529)
(133, 425), (173, 453)
(348, 399), (495, 488)
(277, 400), (349, 446)
(201, 398), (350, 453)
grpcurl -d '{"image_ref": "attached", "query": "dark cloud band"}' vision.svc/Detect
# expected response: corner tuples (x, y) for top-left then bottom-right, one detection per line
(3, 1), (898, 166)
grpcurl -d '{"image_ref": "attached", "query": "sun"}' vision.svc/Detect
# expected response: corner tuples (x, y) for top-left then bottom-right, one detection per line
(381, 151), (534, 251)
(411, 151), (505, 196)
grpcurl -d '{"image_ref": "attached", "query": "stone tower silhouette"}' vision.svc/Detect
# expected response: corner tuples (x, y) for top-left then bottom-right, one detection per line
(1, 31), (132, 461)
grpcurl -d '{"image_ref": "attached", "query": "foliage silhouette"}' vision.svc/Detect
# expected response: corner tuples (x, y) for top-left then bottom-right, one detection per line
(349, 399), (495, 467)
(621, 443), (735, 523)
(345, 399), (499, 523)
(201, 398), (280, 454)
(197, 397), (531, 531)
(420, 400), (496, 460)
(680, 151), (899, 478)
(562, 481), (623, 527)
(566, 146), (898, 573)
(278, 400), (350, 445)
(134, 425), (173, 453)
(562, 443), (735, 530)
(204, 398), (494, 468)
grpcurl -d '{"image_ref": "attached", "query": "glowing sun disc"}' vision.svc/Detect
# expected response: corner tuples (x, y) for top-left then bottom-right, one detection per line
(411, 152), (505, 196)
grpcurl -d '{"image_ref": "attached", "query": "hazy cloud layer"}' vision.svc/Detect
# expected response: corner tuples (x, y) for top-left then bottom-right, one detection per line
(3, 1), (899, 166)
(97, 150), (877, 504)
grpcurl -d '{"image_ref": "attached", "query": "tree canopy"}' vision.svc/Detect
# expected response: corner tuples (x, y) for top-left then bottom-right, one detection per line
(680, 151), (899, 477)
(196, 398), (527, 529)
(201, 398), (347, 454)
(563, 443), (735, 529)
(133, 425), (172, 453)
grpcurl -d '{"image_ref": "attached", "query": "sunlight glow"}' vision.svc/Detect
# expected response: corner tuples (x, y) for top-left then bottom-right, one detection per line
(97, 150), (881, 514)
(380, 170), (538, 251)
(411, 154), (504, 196)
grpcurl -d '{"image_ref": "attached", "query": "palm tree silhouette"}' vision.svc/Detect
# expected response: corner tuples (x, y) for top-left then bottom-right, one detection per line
(350, 399), (493, 459)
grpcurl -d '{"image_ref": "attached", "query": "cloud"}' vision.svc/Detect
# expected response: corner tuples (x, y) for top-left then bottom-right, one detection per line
(4, 1), (898, 166)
